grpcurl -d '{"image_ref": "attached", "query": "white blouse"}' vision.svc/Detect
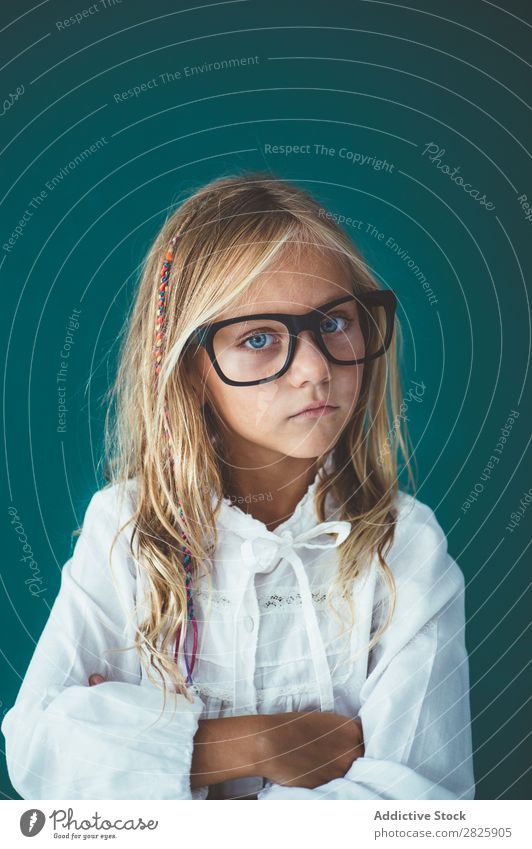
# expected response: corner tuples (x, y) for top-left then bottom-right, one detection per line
(2, 464), (475, 801)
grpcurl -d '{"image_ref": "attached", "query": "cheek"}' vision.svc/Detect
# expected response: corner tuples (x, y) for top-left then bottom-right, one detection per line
(338, 365), (364, 402)
(240, 388), (286, 434)
(204, 380), (277, 433)
(230, 385), (282, 432)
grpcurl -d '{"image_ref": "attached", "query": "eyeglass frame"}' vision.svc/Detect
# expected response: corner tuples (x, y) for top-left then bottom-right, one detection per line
(184, 290), (397, 387)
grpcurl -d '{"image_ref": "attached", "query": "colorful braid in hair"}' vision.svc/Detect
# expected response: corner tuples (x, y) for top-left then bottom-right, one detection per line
(154, 229), (199, 688)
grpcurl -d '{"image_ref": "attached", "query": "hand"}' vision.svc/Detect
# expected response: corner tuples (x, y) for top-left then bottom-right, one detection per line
(259, 711), (364, 789)
(88, 674), (106, 686)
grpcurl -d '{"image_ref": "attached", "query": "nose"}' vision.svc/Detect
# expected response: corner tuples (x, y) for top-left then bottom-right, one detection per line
(288, 330), (332, 383)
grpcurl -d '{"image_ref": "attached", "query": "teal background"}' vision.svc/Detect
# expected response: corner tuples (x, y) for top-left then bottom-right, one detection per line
(1, 0), (530, 800)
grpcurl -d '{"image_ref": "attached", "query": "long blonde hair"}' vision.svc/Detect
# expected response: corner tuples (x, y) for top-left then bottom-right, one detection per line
(96, 171), (416, 718)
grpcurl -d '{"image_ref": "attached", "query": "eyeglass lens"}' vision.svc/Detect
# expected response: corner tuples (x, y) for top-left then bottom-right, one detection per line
(212, 299), (388, 382)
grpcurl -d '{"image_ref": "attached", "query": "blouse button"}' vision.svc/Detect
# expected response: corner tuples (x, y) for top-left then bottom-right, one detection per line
(243, 615), (255, 632)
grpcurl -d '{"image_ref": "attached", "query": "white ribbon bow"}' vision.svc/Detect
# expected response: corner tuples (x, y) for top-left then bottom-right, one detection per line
(234, 519), (352, 713)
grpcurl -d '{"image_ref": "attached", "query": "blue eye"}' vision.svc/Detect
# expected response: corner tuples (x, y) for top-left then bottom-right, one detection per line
(241, 332), (278, 350)
(321, 315), (349, 334)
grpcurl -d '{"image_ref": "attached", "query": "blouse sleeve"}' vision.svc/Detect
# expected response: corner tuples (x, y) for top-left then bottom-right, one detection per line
(257, 501), (476, 801)
(1, 485), (206, 800)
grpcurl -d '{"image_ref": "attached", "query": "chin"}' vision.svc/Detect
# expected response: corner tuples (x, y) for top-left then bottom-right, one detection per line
(280, 439), (339, 459)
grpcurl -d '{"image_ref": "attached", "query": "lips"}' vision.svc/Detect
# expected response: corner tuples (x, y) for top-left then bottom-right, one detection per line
(290, 402), (339, 418)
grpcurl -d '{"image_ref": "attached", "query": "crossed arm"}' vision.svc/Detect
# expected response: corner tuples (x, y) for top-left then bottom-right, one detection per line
(88, 672), (365, 795)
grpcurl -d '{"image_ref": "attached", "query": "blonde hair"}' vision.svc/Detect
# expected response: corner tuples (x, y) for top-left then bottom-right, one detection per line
(92, 171), (416, 720)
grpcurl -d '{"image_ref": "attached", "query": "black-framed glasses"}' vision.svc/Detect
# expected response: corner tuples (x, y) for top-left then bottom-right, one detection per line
(185, 290), (397, 387)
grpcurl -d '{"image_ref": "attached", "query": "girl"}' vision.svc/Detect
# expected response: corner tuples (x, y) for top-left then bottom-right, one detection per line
(2, 172), (475, 800)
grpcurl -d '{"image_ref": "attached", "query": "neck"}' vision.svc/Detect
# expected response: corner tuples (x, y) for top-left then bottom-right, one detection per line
(223, 453), (320, 532)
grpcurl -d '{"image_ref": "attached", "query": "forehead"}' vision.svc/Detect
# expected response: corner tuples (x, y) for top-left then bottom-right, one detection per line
(217, 247), (353, 321)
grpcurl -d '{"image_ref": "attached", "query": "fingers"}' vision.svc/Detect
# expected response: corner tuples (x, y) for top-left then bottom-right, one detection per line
(88, 674), (106, 686)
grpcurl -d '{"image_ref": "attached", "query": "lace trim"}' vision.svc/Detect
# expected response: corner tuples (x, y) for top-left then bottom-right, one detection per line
(195, 587), (232, 607)
(189, 675), (351, 705)
(194, 585), (332, 611)
(188, 681), (233, 701)
(259, 588), (329, 609)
